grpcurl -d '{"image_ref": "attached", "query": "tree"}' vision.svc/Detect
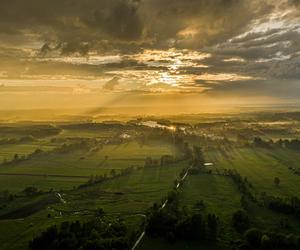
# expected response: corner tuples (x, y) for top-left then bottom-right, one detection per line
(253, 137), (270, 148)
(274, 177), (280, 187)
(244, 228), (262, 248)
(240, 195), (249, 210)
(260, 234), (272, 250)
(291, 196), (300, 209)
(30, 218), (132, 250)
(207, 214), (218, 240)
(182, 142), (192, 159)
(23, 186), (38, 196)
(232, 210), (249, 232)
(145, 209), (177, 238)
(110, 169), (116, 177)
(176, 213), (206, 241)
(192, 146), (205, 168)
(95, 208), (105, 217)
(194, 200), (205, 210)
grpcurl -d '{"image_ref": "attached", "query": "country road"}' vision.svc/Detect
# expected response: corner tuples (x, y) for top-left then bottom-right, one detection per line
(56, 193), (66, 204)
(131, 165), (193, 250)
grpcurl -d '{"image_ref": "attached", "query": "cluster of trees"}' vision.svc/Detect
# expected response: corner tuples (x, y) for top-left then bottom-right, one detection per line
(260, 193), (300, 217)
(53, 141), (90, 154)
(0, 135), (36, 145)
(160, 155), (175, 166)
(0, 190), (15, 206)
(137, 129), (174, 145)
(61, 122), (126, 131)
(1, 154), (25, 165)
(137, 128), (189, 153)
(144, 155), (175, 168)
(253, 137), (272, 148)
(0, 125), (61, 138)
(144, 142), (194, 168)
(232, 210), (250, 233)
(192, 146), (205, 168)
(29, 217), (137, 250)
(174, 138), (193, 160)
(239, 228), (300, 249)
(1, 148), (44, 166)
(1, 138), (104, 166)
(144, 157), (162, 168)
(284, 139), (300, 151)
(257, 137), (300, 176)
(253, 137), (300, 152)
(145, 191), (219, 243)
(23, 186), (41, 196)
(80, 167), (136, 188)
(225, 169), (255, 206)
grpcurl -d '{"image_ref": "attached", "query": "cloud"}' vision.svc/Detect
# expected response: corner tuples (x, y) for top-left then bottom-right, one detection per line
(288, 0), (300, 7)
(0, 0), (277, 53)
(103, 77), (120, 90)
(0, 0), (299, 102)
(202, 78), (300, 100)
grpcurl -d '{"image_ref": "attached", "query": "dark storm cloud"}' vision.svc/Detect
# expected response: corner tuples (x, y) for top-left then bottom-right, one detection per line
(0, 0), (300, 101)
(0, 0), (144, 53)
(90, 1), (143, 40)
(0, 0), (276, 53)
(289, 0), (300, 7)
(140, 0), (274, 49)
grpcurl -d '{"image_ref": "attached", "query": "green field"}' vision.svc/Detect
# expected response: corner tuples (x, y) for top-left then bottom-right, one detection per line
(139, 147), (300, 250)
(61, 161), (188, 214)
(0, 140), (177, 192)
(206, 147), (300, 197)
(1, 114), (300, 250)
(180, 174), (241, 220)
(0, 162), (187, 250)
(137, 174), (242, 250)
(0, 143), (55, 162)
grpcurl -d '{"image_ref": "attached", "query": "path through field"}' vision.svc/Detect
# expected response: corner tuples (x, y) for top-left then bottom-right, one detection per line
(131, 164), (194, 250)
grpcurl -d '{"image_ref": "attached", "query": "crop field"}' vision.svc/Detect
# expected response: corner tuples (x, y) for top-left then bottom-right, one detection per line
(180, 174), (242, 220)
(0, 143), (55, 162)
(60, 161), (189, 214)
(138, 174), (242, 250)
(1, 112), (300, 250)
(0, 162), (187, 250)
(0, 140), (177, 192)
(205, 147), (300, 197)
(0, 209), (96, 250)
(54, 127), (118, 139)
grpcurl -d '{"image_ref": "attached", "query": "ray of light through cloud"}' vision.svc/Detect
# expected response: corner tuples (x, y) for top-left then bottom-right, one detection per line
(0, 0), (299, 110)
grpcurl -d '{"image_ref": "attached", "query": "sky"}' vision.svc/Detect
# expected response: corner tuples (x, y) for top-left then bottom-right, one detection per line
(0, 0), (300, 113)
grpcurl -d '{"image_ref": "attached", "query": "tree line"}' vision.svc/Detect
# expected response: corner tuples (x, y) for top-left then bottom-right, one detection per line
(29, 216), (138, 250)
(145, 190), (219, 244)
